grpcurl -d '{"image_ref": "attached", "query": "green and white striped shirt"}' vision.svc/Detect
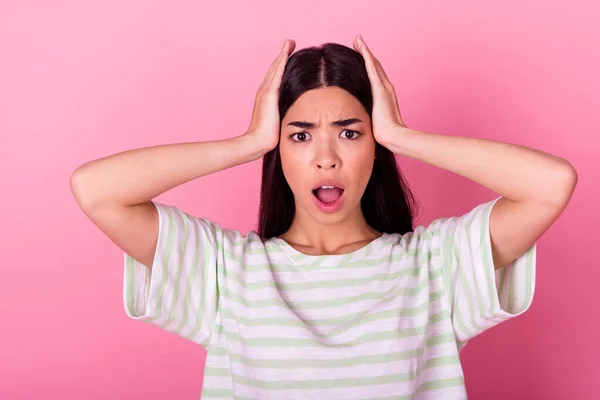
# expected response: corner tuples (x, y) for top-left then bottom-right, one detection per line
(123, 196), (536, 399)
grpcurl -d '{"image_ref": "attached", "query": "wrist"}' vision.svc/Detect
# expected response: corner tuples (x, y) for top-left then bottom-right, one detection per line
(237, 132), (273, 160)
(244, 131), (278, 157)
(381, 126), (418, 157)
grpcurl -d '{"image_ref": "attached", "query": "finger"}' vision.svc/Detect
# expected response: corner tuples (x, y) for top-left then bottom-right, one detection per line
(358, 36), (398, 98)
(376, 60), (397, 96)
(260, 39), (289, 88)
(357, 35), (394, 87)
(369, 54), (401, 117)
(265, 39), (295, 90)
(269, 39), (295, 89)
(261, 56), (283, 90)
(354, 35), (384, 89)
(354, 36), (402, 121)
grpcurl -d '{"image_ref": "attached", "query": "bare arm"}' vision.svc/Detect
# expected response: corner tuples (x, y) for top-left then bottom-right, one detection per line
(353, 34), (577, 270)
(70, 135), (268, 268)
(384, 127), (577, 270)
(70, 135), (266, 209)
(70, 38), (295, 270)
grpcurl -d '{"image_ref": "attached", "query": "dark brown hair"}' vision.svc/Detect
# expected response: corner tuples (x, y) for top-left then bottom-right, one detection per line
(257, 42), (418, 239)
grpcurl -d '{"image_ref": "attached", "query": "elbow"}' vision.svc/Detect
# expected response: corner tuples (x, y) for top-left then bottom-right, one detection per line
(553, 160), (578, 208)
(70, 165), (96, 210)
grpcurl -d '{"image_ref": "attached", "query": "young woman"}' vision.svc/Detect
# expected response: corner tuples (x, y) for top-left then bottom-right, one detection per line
(71, 35), (577, 399)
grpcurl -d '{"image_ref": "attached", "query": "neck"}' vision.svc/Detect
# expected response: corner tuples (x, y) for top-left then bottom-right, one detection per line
(279, 204), (381, 254)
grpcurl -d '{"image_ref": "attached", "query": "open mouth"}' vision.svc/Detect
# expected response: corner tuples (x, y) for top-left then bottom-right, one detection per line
(312, 187), (345, 204)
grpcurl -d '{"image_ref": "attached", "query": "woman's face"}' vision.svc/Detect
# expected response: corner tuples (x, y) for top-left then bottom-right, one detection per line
(279, 86), (376, 224)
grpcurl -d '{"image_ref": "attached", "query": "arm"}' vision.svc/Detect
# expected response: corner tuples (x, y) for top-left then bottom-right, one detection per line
(70, 134), (268, 268)
(70, 135), (267, 209)
(70, 37), (293, 270)
(352, 34), (577, 271)
(382, 128), (578, 269)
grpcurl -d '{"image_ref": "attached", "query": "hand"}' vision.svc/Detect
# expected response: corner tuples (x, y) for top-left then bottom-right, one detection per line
(353, 34), (409, 148)
(245, 38), (296, 153)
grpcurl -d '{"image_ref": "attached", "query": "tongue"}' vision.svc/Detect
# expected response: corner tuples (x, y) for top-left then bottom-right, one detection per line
(315, 188), (343, 203)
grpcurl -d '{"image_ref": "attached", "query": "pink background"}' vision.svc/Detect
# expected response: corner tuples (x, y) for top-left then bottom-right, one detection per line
(1, 1), (598, 398)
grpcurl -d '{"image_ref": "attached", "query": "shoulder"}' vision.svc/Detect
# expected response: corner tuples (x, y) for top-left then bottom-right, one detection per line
(151, 201), (257, 248)
(408, 197), (502, 243)
(381, 224), (440, 252)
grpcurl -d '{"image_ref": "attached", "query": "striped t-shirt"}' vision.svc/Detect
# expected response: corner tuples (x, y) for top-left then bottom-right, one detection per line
(123, 196), (536, 399)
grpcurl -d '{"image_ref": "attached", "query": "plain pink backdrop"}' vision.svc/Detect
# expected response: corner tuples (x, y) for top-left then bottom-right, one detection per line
(1, 1), (598, 399)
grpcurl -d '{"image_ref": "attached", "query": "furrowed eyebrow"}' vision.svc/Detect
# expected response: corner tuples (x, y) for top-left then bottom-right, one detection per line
(286, 118), (364, 129)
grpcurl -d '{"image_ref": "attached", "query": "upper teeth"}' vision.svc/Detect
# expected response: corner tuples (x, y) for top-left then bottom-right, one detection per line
(320, 186), (335, 189)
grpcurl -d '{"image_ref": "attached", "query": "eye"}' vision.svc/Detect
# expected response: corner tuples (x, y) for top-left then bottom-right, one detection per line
(288, 129), (361, 143)
(340, 129), (361, 140)
(289, 132), (312, 142)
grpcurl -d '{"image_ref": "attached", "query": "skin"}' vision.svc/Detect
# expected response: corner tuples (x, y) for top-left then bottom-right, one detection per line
(265, 35), (577, 267)
(277, 86), (383, 255)
(352, 34), (577, 270)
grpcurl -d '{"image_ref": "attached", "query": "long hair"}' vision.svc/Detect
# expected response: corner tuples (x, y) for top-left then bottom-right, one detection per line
(257, 42), (418, 239)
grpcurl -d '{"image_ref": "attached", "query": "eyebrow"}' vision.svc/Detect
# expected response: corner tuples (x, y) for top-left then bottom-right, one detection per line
(286, 118), (364, 129)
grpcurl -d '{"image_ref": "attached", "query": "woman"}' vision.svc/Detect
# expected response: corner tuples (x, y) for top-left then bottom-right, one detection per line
(70, 35), (577, 399)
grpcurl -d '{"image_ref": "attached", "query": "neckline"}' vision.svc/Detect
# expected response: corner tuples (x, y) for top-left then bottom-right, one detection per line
(270, 232), (392, 266)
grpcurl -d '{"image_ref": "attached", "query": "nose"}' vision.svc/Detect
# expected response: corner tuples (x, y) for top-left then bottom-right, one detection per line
(316, 155), (339, 169)
(315, 149), (339, 169)
(314, 136), (341, 170)
(317, 162), (336, 169)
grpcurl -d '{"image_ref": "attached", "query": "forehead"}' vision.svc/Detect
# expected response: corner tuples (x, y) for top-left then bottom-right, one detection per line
(283, 86), (366, 122)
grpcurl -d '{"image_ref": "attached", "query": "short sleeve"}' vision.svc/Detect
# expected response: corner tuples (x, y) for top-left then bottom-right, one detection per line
(430, 197), (537, 347)
(122, 201), (221, 348)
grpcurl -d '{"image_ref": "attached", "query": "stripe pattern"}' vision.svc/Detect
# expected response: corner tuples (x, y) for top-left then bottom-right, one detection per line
(122, 196), (536, 399)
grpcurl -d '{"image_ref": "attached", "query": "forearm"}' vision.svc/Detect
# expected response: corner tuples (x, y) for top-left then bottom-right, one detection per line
(70, 134), (266, 208)
(385, 128), (577, 206)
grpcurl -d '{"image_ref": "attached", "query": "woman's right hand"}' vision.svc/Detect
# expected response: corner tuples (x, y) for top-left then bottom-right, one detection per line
(245, 38), (296, 153)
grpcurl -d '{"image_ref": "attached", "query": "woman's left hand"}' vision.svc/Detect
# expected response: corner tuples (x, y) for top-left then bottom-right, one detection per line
(353, 34), (409, 148)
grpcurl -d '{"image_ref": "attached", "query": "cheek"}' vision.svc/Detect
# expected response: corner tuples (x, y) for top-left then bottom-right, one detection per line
(350, 152), (375, 186)
(280, 149), (304, 195)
